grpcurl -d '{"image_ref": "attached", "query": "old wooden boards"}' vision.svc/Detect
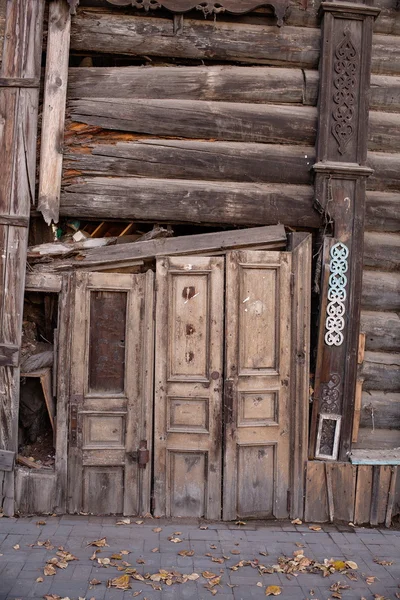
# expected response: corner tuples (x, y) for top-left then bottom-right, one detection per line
(0, 0), (45, 515)
(68, 271), (154, 515)
(305, 461), (398, 526)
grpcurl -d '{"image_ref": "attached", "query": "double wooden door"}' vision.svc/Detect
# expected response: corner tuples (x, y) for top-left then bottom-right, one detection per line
(68, 246), (309, 518)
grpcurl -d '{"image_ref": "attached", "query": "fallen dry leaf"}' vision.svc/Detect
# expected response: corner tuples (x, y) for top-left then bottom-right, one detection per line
(231, 549), (240, 555)
(135, 520), (144, 525)
(374, 558), (393, 566)
(110, 553), (122, 560)
(178, 549), (195, 557)
(116, 518), (131, 525)
(44, 564), (56, 576)
(121, 550), (130, 555)
(345, 560), (358, 570)
(36, 520), (46, 526)
(235, 521), (246, 526)
(210, 544), (217, 549)
(308, 525), (322, 531)
(153, 527), (162, 533)
(90, 549), (100, 560)
(97, 557), (111, 566)
(136, 558), (145, 564)
(257, 582), (263, 587)
(151, 547), (159, 553)
(13, 544), (20, 550)
(265, 585), (282, 596)
(132, 592), (142, 597)
(88, 537), (108, 547)
(260, 551), (268, 556)
(44, 595), (61, 600)
(291, 518), (302, 525)
(200, 525), (208, 530)
(168, 537), (182, 543)
(89, 579), (101, 585)
(36, 577), (44, 583)
(109, 574), (131, 590)
(366, 576), (376, 585)
(202, 571), (218, 579)
(187, 573), (200, 581)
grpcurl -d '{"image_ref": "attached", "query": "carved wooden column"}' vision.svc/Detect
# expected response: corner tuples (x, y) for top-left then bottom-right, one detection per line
(312, 2), (379, 462)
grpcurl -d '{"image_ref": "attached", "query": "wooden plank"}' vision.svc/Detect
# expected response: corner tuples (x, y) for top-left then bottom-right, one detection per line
(358, 334), (366, 365)
(25, 273), (63, 293)
(360, 391), (400, 430)
(69, 98), (318, 146)
(0, 450), (14, 472)
(0, 77), (39, 88)
(361, 351), (400, 392)
(0, 214), (29, 227)
(325, 463), (334, 523)
(368, 152), (400, 192)
(361, 311), (400, 353)
(352, 449), (400, 466)
(288, 233), (311, 519)
(0, 0), (45, 515)
(60, 180), (318, 228)
(362, 270), (400, 312)
(16, 455), (42, 469)
(63, 141), (315, 186)
(370, 465), (391, 526)
(354, 465), (373, 525)
(70, 10), (321, 68)
(352, 379), (364, 444)
(38, 0), (71, 225)
(385, 467), (397, 528)
(32, 225), (287, 272)
(304, 461), (328, 523)
(330, 463), (357, 523)
(0, 343), (19, 367)
(363, 232), (400, 271)
(15, 470), (56, 514)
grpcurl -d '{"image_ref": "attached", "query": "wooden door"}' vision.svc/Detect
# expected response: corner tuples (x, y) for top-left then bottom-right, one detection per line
(223, 250), (292, 520)
(154, 256), (224, 519)
(68, 271), (154, 515)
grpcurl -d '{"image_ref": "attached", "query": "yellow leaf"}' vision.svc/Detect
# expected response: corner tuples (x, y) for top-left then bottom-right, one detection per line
(111, 553), (122, 560)
(110, 574), (131, 590)
(332, 560), (346, 571)
(265, 585), (282, 596)
(345, 560), (358, 570)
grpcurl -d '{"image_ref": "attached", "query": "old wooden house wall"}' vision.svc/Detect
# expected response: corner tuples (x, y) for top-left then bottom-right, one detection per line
(0, 0), (5, 65)
(357, 0), (400, 453)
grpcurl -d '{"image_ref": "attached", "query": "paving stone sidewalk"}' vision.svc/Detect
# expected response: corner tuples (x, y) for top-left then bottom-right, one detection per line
(0, 516), (399, 600)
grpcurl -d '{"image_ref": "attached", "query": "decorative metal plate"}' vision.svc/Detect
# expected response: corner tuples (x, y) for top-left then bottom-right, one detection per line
(325, 242), (349, 347)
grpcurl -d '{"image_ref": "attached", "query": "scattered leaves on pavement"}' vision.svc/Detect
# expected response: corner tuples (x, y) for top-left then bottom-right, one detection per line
(108, 574), (131, 590)
(374, 558), (393, 566)
(43, 564), (56, 576)
(87, 537), (108, 547)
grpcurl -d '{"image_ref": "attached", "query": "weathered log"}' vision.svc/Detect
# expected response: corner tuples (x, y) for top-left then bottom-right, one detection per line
(31, 224), (286, 271)
(67, 65), (308, 104)
(363, 232), (400, 271)
(367, 152), (400, 192)
(362, 270), (400, 312)
(68, 9), (400, 74)
(70, 10), (321, 68)
(68, 97), (400, 152)
(360, 391), (400, 430)
(361, 311), (400, 353)
(69, 98), (318, 145)
(361, 351), (400, 392)
(354, 428), (400, 450)
(63, 140), (315, 185)
(369, 74), (400, 113)
(365, 192), (400, 233)
(60, 177), (319, 227)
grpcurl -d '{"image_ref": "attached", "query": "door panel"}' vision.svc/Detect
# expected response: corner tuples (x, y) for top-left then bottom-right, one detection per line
(154, 256), (224, 519)
(68, 271), (154, 515)
(223, 250), (292, 520)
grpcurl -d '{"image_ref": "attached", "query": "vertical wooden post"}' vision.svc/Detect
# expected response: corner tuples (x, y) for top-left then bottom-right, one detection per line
(312, 2), (380, 462)
(38, 0), (71, 225)
(0, 0), (45, 515)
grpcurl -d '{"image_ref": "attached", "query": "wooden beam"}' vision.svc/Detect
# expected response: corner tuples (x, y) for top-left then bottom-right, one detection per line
(361, 351), (400, 392)
(0, 77), (39, 88)
(60, 179), (319, 228)
(25, 273), (63, 293)
(38, 0), (71, 225)
(362, 270), (400, 312)
(0, 0), (45, 515)
(360, 391), (400, 430)
(31, 224), (287, 272)
(363, 231), (400, 271)
(365, 191), (400, 233)
(312, 2), (380, 462)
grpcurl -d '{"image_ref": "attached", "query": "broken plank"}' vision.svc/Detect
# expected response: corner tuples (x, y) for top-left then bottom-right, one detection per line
(32, 224), (287, 272)
(16, 455), (42, 469)
(25, 273), (63, 293)
(60, 179), (319, 228)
